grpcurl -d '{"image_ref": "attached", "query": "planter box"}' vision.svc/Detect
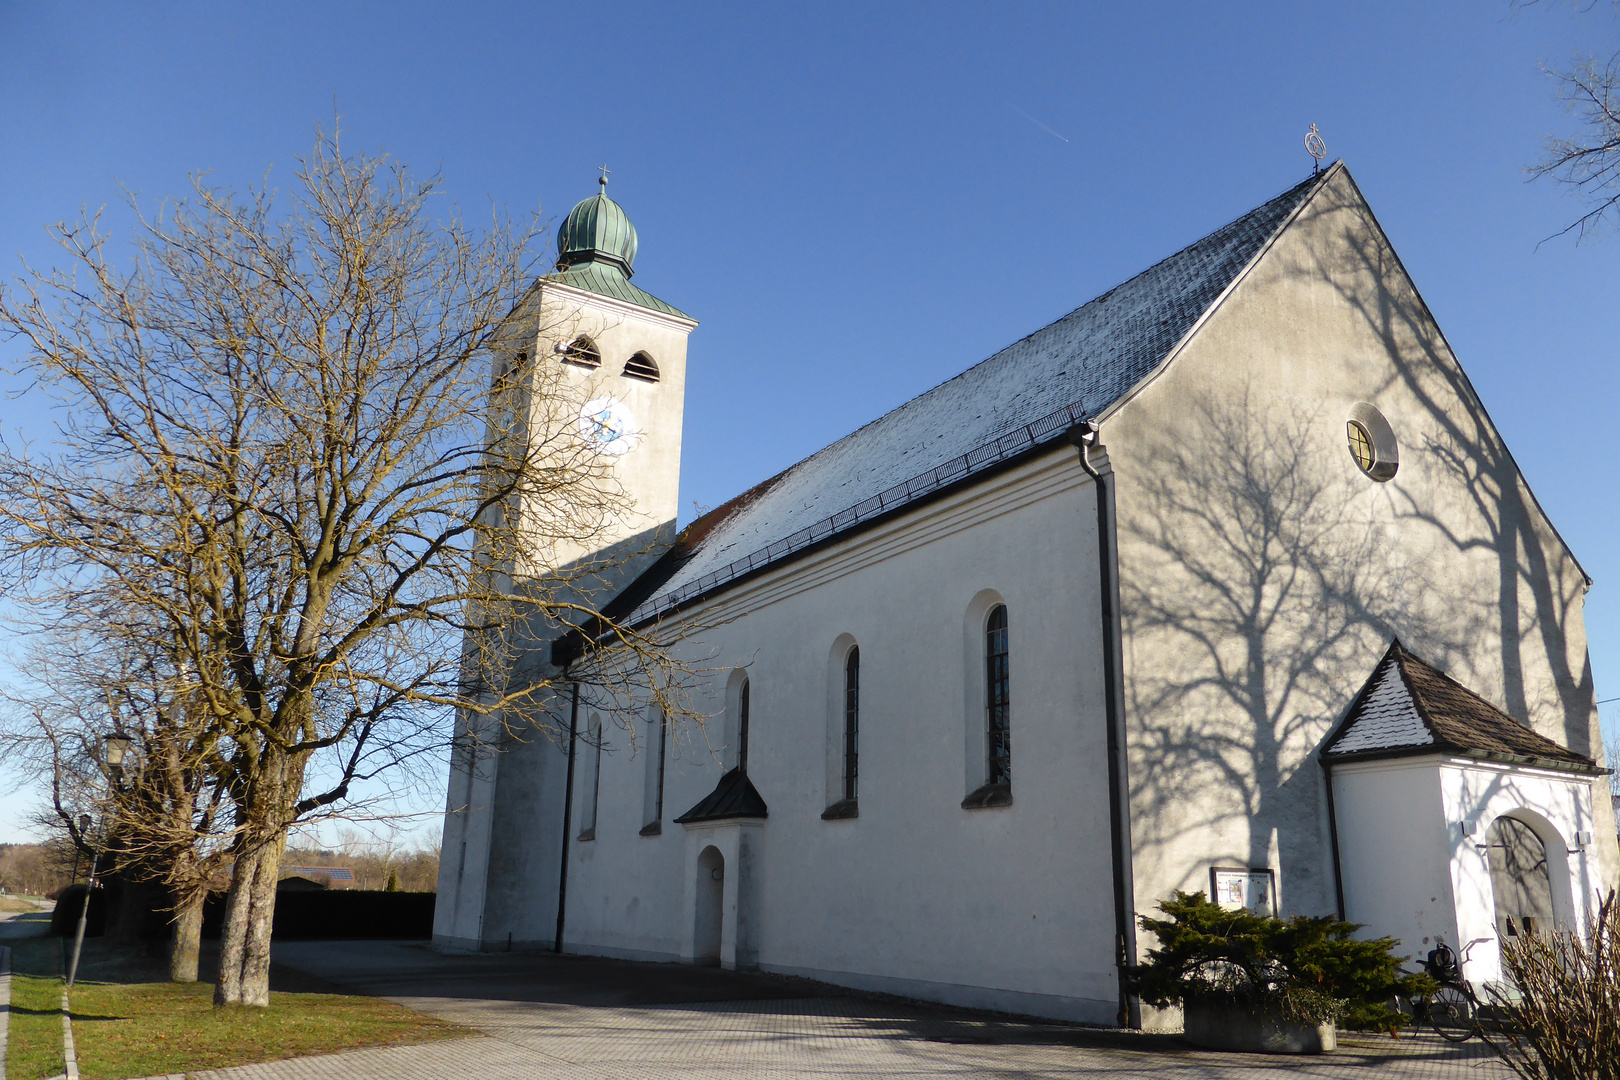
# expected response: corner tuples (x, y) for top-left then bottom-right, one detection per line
(1183, 1000), (1337, 1054)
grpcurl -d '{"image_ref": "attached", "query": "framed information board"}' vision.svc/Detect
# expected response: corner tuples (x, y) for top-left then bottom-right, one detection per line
(1209, 866), (1277, 916)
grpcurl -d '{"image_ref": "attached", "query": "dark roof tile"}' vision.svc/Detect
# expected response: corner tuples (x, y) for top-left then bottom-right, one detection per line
(626, 168), (1333, 623)
(1323, 641), (1600, 774)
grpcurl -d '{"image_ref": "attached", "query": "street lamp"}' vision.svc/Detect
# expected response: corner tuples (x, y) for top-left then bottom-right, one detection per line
(103, 733), (133, 783)
(69, 813), (92, 883)
(68, 733), (127, 988)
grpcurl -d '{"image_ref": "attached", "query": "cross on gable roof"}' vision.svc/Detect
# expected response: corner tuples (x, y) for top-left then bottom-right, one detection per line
(1321, 640), (1604, 775)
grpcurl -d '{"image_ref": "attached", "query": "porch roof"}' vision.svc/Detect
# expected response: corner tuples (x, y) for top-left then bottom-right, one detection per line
(1321, 640), (1605, 776)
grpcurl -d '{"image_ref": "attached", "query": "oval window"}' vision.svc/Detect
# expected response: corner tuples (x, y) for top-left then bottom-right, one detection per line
(1346, 403), (1398, 482)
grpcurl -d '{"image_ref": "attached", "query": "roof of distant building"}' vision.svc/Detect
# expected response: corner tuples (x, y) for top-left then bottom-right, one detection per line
(281, 866), (355, 882)
(602, 167), (1333, 630)
(1322, 640), (1603, 774)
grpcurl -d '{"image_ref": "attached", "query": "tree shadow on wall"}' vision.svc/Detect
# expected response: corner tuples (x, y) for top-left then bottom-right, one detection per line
(1120, 392), (1471, 909)
(1295, 178), (1599, 760)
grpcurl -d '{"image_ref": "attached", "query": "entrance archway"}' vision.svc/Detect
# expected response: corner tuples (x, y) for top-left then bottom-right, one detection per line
(1486, 815), (1556, 940)
(694, 846), (724, 966)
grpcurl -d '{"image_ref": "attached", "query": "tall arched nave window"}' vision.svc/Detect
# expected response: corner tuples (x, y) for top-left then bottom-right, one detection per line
(985, 604), (1010, 785)
(843, 646), (860, 802)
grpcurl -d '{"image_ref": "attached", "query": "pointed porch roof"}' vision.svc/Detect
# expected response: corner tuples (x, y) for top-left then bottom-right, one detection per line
(1321, 641), (1605, 776)
(673, 767), (769, 824)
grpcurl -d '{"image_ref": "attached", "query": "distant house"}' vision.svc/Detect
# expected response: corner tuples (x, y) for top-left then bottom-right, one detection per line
(280, 866), (355, 889)
(276, 874), (330, 892)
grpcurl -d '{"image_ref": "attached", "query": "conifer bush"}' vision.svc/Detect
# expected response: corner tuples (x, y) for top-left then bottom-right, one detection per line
(1134, 891), (1429, 1029)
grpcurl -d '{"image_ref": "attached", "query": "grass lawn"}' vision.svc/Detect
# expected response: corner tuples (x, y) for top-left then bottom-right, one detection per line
(6, 935), (470, 1080)
(5, 937), (66, 1080)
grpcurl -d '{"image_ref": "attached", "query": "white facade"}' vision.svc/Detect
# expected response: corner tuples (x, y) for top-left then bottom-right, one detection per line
(560, 451), (1124, 1021)
(1333, 754), (1604, 985)
(437, 165), (1620, 1027)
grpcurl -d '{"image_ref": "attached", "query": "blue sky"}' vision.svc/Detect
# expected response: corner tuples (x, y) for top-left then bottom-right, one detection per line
(1, 2), (1617, 843)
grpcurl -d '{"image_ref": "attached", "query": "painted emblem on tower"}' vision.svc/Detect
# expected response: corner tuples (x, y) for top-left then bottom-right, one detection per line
(579, 396), (639, 456)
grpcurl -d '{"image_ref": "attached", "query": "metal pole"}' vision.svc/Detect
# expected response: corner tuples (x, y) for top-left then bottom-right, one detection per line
(554, 681), (580, 954)
(66, 847), (98, 988)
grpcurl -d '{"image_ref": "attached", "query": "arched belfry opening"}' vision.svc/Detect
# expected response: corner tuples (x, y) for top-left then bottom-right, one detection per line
(1486, 815), (1557, 940)
(694, 846), (724, 966)
(561, 335), (601, 369)
(623, 351), (660, 382)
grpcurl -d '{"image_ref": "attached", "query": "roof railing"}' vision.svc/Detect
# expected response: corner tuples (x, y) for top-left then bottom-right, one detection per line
(625, 398), (1095, 627)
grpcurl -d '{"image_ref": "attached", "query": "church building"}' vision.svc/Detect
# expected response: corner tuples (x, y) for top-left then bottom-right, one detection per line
(435, 162), (1619, 1027)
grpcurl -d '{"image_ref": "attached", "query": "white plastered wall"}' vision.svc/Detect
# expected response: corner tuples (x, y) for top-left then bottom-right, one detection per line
(557, 448), (1123, 1023)
(1332, 754), (1604, 985)
(1103, 164), (1620, 939)
(433, 276), (696, 952)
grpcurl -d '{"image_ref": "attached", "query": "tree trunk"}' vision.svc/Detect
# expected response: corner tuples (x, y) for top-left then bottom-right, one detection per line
(238, 837), (282, 1007)
(213, 845), (260, 1005)
(169, 888), (206, 983)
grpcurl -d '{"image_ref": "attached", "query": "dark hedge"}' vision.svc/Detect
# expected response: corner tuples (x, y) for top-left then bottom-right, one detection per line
(202, 890), (436, 940)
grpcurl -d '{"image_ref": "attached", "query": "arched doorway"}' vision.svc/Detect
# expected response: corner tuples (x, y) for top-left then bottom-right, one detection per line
(694, 846), (724, 966)
(1486, 815), (1556, 940)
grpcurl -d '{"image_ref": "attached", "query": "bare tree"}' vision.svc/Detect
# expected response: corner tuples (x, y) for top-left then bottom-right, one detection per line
(1523, 3), (1620, 238)
(0, 130), (702, 1006)
(2, 623), (235, 981)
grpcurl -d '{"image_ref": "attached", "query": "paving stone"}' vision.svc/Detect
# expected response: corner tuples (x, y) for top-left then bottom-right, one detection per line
(139, 942), (1516, 1080)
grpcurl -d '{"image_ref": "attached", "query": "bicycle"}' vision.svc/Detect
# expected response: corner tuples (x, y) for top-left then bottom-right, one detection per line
(1407, 939), (1487, 1042)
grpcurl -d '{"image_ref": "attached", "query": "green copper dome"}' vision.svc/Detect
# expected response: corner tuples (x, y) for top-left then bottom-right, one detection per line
(556, 181), (638, 277)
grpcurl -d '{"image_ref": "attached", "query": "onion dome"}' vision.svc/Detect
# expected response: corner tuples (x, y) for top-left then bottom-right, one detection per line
(556, 178), (639, 277)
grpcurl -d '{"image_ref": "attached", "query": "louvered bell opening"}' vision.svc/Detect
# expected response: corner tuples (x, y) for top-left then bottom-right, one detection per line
(562, 336), (601, 369)
(623, 351), (660, 382)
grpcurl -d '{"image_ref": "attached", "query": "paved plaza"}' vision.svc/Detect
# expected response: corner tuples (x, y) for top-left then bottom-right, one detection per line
(158, 940), (1513, 1080)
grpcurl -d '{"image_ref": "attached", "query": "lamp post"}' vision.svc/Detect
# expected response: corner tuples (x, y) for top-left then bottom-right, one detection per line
(69, 812), (92, 885)
(67, 733), (131, 989)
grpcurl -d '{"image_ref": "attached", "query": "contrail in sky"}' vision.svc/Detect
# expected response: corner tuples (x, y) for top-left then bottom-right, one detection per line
(1005, 102), (1070, 143)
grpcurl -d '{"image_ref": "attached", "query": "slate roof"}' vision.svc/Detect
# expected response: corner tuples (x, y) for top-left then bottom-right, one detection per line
(621, 167), (1333, 627)
(1322, 641), (1603, 774)
(673, 767), (769, 823)
(548, 261), (693, 321)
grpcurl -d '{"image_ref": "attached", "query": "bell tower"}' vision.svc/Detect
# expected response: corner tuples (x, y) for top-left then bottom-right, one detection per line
(434, 176), (698, 952)
(525, 174), (698, 578)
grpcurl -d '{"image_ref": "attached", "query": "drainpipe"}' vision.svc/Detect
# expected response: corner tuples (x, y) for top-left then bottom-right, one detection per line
(555, 680), (580, 954)
(1321, 756), (1347, 920)
(1068, 421), (1140, 1030)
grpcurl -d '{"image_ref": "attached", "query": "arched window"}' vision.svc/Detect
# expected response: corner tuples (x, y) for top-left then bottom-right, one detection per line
(623, 350), (660, 382)
(985, 605), (1010, 785)
(561, 335), (601, 369)
(579, 712), (602, 841)
(737, 678), (751, 774)
(842, 647), (860, 802)
(640, 706), (667, 836)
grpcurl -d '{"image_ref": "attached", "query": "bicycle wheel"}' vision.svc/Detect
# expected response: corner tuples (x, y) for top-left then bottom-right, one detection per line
(1428, 984), (1475, 1042)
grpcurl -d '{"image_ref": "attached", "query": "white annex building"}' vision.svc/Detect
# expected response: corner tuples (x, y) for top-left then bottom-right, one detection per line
(435, 163), (1620, 1027)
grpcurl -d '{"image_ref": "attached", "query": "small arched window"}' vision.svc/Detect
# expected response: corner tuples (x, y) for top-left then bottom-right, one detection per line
(623, 351), (660, 382)
(640, 706), (667, 836)
(842, 647), (860, 802)
(737, 678), (751, 774)
(985, 605), (1010, 785)
(579, 712), (603, 841)
(561, 336), (601, 369)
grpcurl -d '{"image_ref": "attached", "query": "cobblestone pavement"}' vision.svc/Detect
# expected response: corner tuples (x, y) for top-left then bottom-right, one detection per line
(166, 941), (1510, 1080)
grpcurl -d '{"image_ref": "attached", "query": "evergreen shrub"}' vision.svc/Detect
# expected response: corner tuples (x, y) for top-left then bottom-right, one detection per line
(1134, 891), (1430, 1029)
